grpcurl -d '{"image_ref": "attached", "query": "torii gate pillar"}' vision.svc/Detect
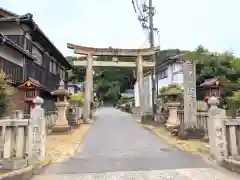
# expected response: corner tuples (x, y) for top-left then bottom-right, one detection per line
(83, 53), (93, 122)
(136, 55), (145, 120)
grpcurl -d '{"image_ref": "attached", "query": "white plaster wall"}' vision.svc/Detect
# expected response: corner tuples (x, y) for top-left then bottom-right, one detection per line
(157, 63), (184, 92)
(0, 45), (24, 67)
(157, 64), (172, 91)
(135, 62), (184, 110)
(172, 63), (182, 73)
(0, 23), (24, 35)
(68, 86), (75, 95)
(172, 72), (184, 84)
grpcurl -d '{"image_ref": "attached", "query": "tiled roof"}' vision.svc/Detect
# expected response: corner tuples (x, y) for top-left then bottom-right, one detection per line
(200, 78), (218, 87)
(0, 7), (18, 17)
(0, 33), (37, 61)
(0, 12), (73, 69)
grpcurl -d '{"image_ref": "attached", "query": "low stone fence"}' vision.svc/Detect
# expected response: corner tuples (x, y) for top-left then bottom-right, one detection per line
(45, 111), (58, 134)
(208, 97), (240, 173)
(224, 119), (240, 159)
(178, 110), (208, 136)
(0, 97), (46, 171)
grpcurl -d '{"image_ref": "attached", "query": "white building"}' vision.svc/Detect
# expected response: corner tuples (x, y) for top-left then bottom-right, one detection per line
(156, 56), (184, 91)
(134, 53), (184, 112)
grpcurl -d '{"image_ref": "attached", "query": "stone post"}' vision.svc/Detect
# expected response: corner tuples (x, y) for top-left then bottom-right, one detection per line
(207, 96), (227, 164)
(183, 60), (197, 128)
(83, 53), (93, 123)
(165, 102), (180, 131)
(28, 96), (46, 164)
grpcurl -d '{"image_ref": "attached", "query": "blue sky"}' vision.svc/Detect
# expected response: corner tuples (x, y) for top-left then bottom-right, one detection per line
(0, 0), (239, 56)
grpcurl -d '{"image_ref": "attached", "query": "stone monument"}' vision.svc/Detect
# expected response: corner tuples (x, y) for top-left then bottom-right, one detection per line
(28, 96), (46, 164)
(181, 59), (204, 139)
(51, 80), (70, 133)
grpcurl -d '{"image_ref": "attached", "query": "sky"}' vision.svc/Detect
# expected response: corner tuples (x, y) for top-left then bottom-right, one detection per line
(0, 0), (239, 56)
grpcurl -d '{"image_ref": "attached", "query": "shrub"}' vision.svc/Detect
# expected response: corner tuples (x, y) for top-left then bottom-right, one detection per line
(70, 92), (84, 106)
(0, 71), (15, 117)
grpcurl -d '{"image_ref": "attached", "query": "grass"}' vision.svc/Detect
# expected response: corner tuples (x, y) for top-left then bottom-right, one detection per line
(46, 124), (90, 162)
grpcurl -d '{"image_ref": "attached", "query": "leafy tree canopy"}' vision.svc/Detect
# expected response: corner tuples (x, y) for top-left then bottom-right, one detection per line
(66, 56), (135, 103)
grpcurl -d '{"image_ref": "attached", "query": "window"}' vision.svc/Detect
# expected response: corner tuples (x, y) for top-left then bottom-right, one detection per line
(172, 63), (176, 71)
(50, 60), (53, 72)
(173, 73), (183, 83)
(50, 60), (56, 74)
(25, 38), (32, 53)
(26, 89), (35, 98)
(56, 64), (60, 74)
(158, 69), (168, 79)
(172, 63), (183, 73)
(32, 45), (43, 66)
(24, 102), (31, 114)
(60, 68), (65, 80)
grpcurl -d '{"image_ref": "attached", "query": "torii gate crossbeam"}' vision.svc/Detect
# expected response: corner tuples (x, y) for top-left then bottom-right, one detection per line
(67, 43), (155, 122)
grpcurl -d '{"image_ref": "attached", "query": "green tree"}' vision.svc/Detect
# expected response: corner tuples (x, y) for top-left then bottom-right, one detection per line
(186, 45), (240, 107)
(67, 56), (135, 104)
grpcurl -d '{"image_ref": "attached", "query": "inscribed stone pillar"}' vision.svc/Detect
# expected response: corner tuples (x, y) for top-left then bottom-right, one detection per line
(207, 97), (227, 164)
(183, 60), (197, 128)
(28, 96), (46, 164)
(83, 53), (93, 122)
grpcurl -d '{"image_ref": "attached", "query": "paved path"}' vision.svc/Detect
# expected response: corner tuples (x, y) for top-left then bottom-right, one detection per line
(32, 108), (239, 179)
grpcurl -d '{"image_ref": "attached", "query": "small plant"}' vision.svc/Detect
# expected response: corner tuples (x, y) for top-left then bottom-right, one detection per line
(158, 84), (183, 111)
(0, 71), (15, 117)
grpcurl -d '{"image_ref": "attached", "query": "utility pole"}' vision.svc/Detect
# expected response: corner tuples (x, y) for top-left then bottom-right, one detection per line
(132, 0), (158, 120)
(148, 0), (157, 119)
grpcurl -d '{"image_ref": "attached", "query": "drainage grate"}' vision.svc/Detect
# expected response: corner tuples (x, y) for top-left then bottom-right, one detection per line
(160, 148), (172, 152)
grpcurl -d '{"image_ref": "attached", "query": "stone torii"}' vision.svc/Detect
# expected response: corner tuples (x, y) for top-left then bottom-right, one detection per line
(67, 43), (155, 122)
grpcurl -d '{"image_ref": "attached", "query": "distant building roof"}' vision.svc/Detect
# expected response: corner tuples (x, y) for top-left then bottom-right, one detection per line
(200, 77), (220, 87)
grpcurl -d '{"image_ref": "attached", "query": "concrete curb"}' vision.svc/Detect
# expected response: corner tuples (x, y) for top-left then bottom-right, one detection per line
(0, 159), (52, 180)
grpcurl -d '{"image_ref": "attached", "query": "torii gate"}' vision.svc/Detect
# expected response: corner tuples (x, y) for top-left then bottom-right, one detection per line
(67, 43), (155, 122)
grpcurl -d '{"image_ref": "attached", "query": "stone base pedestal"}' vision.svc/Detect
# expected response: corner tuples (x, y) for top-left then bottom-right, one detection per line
(141, 113), (154, 123)
(52, 103), (69, 133)
(52, 123), (70, 133)
(132, 107), (140, 116)
(178, 127), (205, 140)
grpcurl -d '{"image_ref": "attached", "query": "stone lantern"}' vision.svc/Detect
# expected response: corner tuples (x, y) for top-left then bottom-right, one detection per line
(51, 80), (70, 133)
(161, 88), (182, 131)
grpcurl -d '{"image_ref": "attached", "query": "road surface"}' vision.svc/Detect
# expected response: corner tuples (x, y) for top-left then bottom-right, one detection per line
(32, 107), (239, 179)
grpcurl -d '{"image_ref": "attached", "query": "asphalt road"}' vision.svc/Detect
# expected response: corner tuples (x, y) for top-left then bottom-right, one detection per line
(32, 108), (239, 180)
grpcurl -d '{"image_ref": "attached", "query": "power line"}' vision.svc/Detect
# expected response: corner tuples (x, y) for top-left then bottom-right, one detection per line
(132, 0), (158, 119)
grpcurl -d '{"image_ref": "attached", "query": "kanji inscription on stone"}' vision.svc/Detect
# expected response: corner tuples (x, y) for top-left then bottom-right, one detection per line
(183, 60), (197, 125)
